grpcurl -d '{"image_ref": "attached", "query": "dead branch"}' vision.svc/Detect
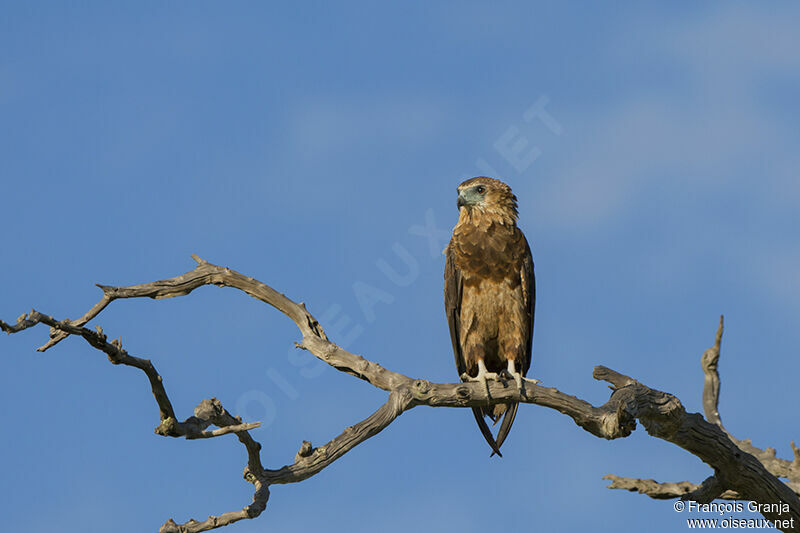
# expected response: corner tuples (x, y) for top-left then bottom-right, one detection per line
(3, 256), (799, 532)
(603, 315), (800, 528)
(602, 474), (741, 501)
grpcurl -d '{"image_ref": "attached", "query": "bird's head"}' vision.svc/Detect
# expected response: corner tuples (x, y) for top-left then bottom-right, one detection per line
(456, 177), (518, 224)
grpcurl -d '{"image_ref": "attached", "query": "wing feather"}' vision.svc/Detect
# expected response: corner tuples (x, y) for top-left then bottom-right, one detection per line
(492, 230), (535, 455)
(522, 234), (535, 374)
(444, 247), (466, 377)
(445, 245), (503, 457)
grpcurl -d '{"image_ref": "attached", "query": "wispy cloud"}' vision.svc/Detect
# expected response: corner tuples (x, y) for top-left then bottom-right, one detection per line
(534, 5), (800, 233)
(286, 96), (446, 156)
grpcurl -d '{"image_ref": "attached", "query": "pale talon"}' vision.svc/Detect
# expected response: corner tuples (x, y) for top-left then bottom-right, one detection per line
(506, 359), (526, 393)
(463, 359), (499, 395)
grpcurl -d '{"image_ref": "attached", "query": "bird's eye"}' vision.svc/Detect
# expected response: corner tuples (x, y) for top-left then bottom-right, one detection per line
(476, 186), (486, 194)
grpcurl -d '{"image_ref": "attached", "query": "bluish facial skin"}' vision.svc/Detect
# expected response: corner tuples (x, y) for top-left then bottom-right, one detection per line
(457, 185), (487, 208)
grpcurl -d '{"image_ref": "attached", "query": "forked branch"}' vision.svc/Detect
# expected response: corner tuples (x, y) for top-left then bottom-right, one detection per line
(3, 257), (798, 532)
(603, 316), (800, 526)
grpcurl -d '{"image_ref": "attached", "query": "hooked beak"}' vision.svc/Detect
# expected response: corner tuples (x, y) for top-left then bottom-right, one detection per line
(457, 193), (466, 209)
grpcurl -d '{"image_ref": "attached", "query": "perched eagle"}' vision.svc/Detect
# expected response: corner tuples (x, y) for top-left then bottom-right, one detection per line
(444, 177), (535, 457)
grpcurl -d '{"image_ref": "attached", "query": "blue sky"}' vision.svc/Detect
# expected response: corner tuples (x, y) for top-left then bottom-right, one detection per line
(2, 3), (799, 532)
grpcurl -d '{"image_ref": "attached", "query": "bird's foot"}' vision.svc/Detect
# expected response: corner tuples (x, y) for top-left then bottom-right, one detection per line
(461, 359), (499, 396)
(505, 360), (540, 395)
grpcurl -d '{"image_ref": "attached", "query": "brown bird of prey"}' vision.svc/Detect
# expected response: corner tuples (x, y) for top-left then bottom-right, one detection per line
(444, 176), (536, 457)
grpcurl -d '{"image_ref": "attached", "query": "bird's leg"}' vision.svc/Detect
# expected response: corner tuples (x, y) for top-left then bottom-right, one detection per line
(506, 359), (540, 393)
(461, 359), (499, 396)
(507, 359), (524, 392)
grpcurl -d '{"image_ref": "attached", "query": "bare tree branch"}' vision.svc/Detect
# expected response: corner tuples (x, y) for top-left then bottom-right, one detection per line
(698, 316), (800, 495)
(4, 256), (799, 531)
(604, 314), (800, 528)
(1, 309), (271, 531)
(603, 474), (741, 501)
(702, 315), (725, 428)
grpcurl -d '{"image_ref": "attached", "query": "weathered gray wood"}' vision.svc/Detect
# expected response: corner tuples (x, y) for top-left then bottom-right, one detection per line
(606, 315), (800, 530)
(3, 256), (798, 532)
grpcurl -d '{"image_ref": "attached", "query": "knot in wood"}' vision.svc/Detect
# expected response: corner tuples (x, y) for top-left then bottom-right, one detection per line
(296, 440), (313, 458)
(195, 398), (223, 419)
(323, 345), (336, 360)
(155, 417), (178, 436)
(413, 379), (431, 394)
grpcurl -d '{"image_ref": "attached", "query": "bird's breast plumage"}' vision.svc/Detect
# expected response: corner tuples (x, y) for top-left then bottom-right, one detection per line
(450, 219), (525, 286)
(448, 218), (530, 374)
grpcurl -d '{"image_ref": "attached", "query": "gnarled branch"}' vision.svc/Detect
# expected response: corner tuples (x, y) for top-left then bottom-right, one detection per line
(3, 257), (799, 531)
(604, 315), (800, 527)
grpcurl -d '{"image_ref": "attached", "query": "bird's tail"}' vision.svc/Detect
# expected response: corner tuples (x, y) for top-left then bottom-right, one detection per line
(471, 407), (503, 457)
(490, 402), (519, 457)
